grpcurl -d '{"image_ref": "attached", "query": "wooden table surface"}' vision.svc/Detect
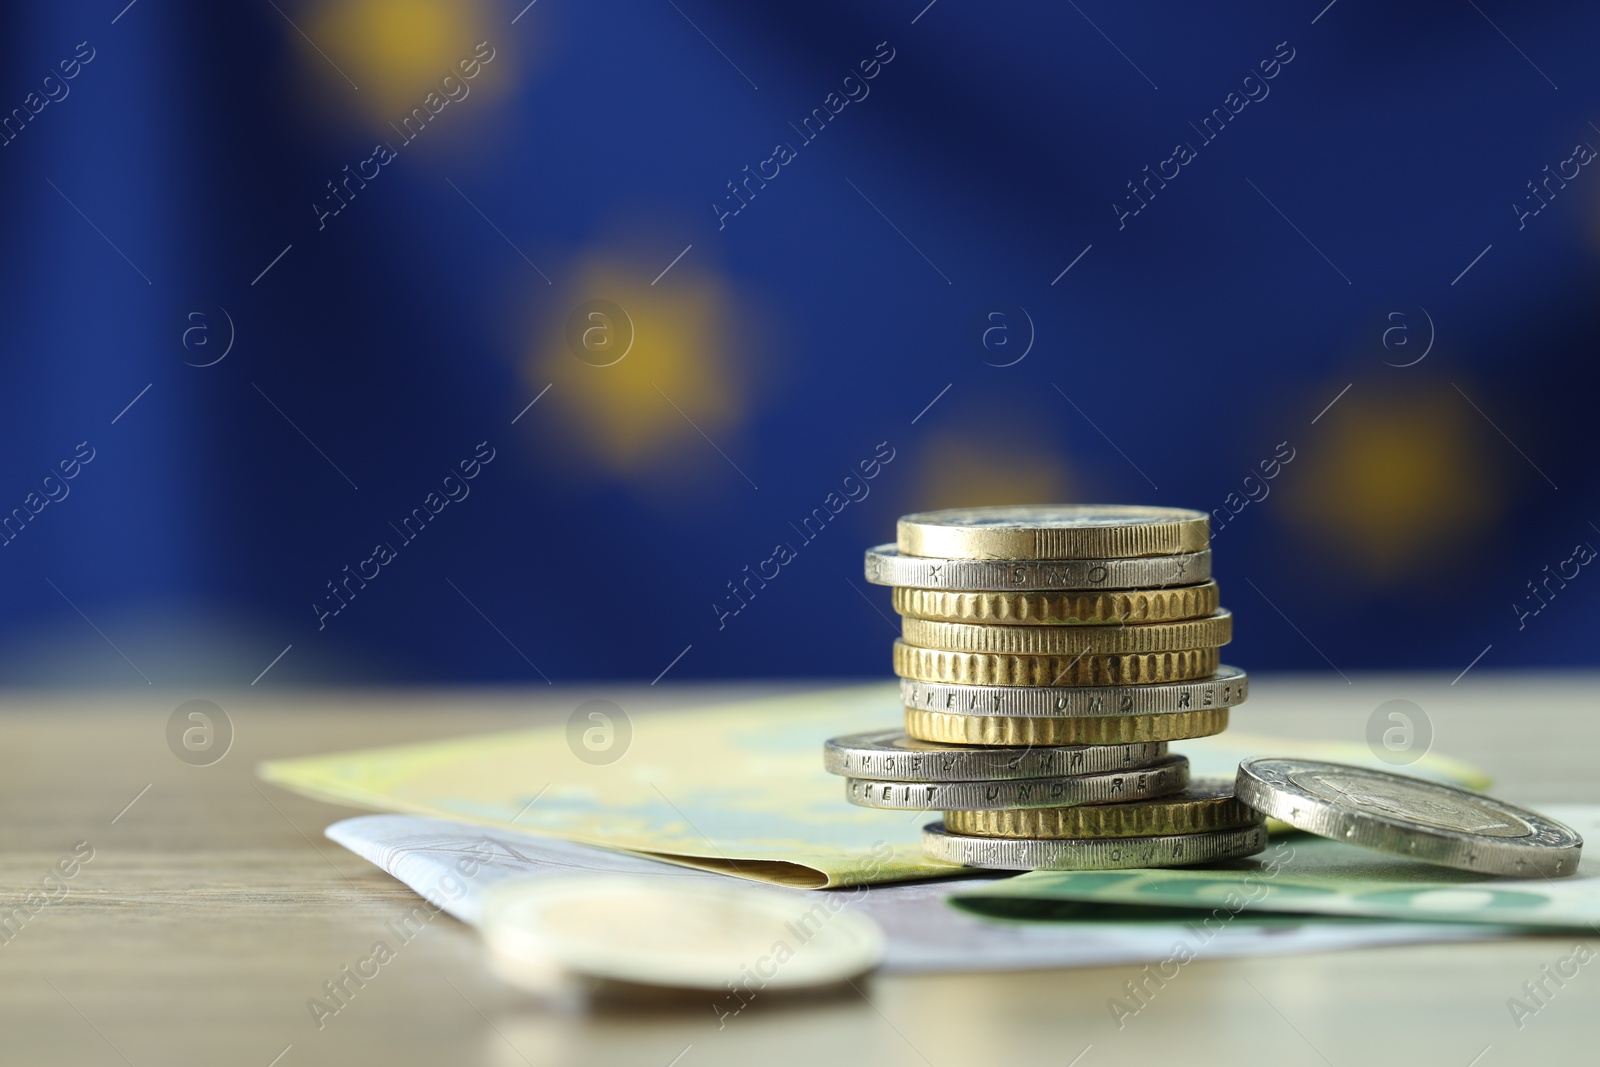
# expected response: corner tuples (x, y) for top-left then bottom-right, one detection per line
(2, 674), (1597, 1066)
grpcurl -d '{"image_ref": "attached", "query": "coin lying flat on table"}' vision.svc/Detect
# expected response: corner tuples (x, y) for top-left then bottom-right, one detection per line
(893, 582), (1221, 625)
(922, 822), (1268, 871)
(865, 546), (1213, 592)
(901, 612), (1232, 656)
(897, 505), (1209, 561)
(894, 641), (1220, 687)
(907, 706), (1230, 746)
(822, 730), (1168, 781)
(943, 778), (1261, 838)
(900, 668), (1249, 718)
(480, 876), (886, 993)
(1236, 758), (1584, 878)
(846, 755), (1188, 811)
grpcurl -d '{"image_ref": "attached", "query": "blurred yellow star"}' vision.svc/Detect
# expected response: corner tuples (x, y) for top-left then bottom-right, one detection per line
(531, 256), (750, 481)
(1281, 382), (1503, 579)
(300, 0), (511, 120)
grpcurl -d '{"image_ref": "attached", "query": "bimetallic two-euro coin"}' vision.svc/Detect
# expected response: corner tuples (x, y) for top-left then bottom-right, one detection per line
(480, 876), (885, 993)
(922, 822), (1269, 871)
(897, 505), (1208, 561)
(906, 706), (1230, 746)
(863, 546), (1211, 592)
(900, 612), (1231, 656)
(893, 582), (1220, 625)
(943, 778), (1262, 838)
(846, 755), (1188, 811)
(822, 730), (1168, 782)
(1236, 758), (1584, 878)
(900, 667), (1249, 718)
(893, 641), (1219, 687)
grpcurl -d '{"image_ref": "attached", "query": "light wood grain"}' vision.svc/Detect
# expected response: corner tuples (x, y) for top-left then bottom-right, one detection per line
(1, 675), (1597, 1065)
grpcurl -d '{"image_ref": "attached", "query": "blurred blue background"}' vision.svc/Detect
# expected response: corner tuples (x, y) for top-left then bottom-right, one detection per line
(0, 0), (1594, 687)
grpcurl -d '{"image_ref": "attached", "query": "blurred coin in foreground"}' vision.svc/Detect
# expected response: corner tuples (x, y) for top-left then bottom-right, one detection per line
(923, 822), (1268, 871)
(481, 876), (886, 992)
(1236, 758), (1583, 877)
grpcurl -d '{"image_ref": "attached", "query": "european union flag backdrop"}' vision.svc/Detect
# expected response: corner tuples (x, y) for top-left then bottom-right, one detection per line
(1, 1), (1595, 686)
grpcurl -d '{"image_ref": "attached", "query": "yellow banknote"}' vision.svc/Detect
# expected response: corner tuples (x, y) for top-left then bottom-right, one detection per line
(258, 685), (1489, 889)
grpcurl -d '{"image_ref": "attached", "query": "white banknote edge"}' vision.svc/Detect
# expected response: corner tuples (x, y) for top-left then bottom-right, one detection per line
(326, 814), (1509, 974)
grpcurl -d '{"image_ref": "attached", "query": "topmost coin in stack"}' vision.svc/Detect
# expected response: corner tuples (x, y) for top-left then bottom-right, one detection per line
(830, 504), (1265, 871)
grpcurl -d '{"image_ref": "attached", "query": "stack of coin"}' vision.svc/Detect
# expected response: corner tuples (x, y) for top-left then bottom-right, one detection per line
(826, 505), (1266, 871)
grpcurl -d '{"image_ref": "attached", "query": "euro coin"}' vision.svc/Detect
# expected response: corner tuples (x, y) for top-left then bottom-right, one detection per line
(893, 641), (1219, 686)
(922, 822), (1269, 871)
(844, 755), (1188, 811)
(943, 778), (1261, 838)
(865, 545), (1212, 592)
(897, 504), (1208, 560)
(822, 730), (1168, 781)
(892, 582), (1220, 625)
(900, 668), (1248, 718)
(900, 612), (1231, 656)
(1236, 758), (1583, 878)
(906, 706), (1229, 746)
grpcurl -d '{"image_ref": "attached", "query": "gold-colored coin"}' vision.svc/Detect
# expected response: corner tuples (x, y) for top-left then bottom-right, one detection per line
(897, 505), (1208, 560)
(893, 582), (1220, 625)
(900, 612), (1231, 656)
(906, 706), (1229, 745)
(943, 778), (1261, 838)
(893, 641), (1219, 687)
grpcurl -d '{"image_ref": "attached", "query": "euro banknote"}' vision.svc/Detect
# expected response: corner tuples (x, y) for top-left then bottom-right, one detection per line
(260, 684), (1488, 888)
(953, 804), (1600, 929)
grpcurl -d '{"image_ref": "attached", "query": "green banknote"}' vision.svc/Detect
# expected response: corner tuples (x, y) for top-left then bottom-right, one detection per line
(953, 803), (1600, 929)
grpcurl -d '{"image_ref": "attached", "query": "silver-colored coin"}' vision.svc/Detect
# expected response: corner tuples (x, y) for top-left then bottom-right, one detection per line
(863, 545), (1211, 592)
(823, 730), (1168, 782)
(845, 755), (1188, 811)
(922, 821), (1269, 870)
(481, 875), (885, 992)
(1235, 758), (1584, 878)
(900, 667), (1248, 719)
